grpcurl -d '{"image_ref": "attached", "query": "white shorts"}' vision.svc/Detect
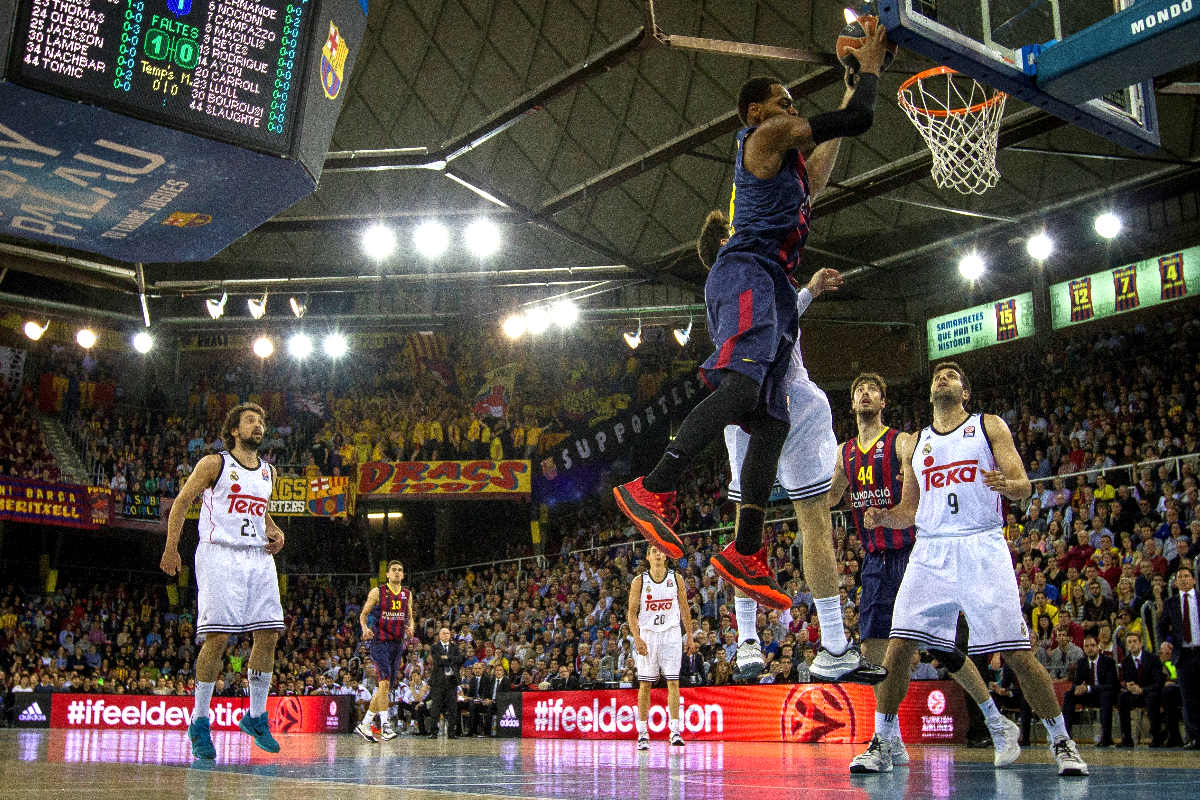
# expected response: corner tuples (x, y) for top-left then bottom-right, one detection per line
(195, 542), (285, 642)
(636, 628), (683, 682)
(889, 529), (1031, 655)
(726, 377), (837, 501)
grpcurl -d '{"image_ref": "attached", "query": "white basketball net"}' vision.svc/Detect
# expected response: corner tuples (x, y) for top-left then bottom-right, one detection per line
(898, 68), (1007, 195)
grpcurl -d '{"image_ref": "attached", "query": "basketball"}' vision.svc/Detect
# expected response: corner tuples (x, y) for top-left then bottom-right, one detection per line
(835, 15), (897, 78)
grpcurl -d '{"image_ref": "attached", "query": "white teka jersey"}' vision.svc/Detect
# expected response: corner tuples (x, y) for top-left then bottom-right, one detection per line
(912, 413), (1003, 537)
(638, 571), (682, 633)
(198, 451), (274, 547)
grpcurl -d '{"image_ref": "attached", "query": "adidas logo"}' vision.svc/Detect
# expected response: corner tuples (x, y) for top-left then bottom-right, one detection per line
(18, 702), (46, 723)
(498, 704), (520, 728)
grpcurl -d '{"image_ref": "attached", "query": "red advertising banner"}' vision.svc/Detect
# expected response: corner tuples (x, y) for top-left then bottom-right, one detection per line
(0, 476), (97, 529)
(49, 694), (353, 734)
(357, 460), (531, 499)
(521, 682), (966, 743)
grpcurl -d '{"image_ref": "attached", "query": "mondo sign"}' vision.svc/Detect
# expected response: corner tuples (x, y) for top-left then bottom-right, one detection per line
(926, 292), (1034, 360)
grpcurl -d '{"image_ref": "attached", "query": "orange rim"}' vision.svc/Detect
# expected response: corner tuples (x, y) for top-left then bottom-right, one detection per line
(897, 65), (1007, 119)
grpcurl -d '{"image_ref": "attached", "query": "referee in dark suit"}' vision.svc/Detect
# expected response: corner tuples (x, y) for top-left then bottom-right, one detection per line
(1157, 569), (1200, 749)
(428, 627), (465, 738)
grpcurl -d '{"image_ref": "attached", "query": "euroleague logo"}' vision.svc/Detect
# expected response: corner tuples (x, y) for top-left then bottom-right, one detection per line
(271, 696), (305, 732)
(927, 689), (946, 715)
(780, 684), (857, 743)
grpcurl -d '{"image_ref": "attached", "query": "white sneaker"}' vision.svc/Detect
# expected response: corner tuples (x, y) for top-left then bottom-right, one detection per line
(354, 722), (379, 743)
(735, 639), (766, 682)
(888, 736), (909, 766)
(637, 734), (650, 751)
(988, 717), (1022, 767)
(380, 726), (399, 741)
(670, 732), (685, 747)
(849, 734), (893, 774)
(811, 645), (888, 684)
(1050, 737), (1089, 776)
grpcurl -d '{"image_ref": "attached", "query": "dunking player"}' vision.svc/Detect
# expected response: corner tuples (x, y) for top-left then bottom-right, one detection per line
(627, 544), (694, 749)
(161, 402), (285, 760)
(355, 560), (415, 742)
(832, 372), (1020, 770)
(847, 363), (1089, 776)
(616, 23), (890, 628)
(695, 210), (884, 684)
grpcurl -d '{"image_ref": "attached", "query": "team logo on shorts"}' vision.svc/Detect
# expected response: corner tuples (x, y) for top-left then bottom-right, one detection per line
(963, 425), (976, 438)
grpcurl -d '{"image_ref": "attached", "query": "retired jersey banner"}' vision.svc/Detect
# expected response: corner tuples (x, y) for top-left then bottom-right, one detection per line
(0, 477), (98, 529)
(926, 292), (1035, 360)
(1051, 245), (1199, 329)
(357, 460), (531, 499)
(519, 682), (966, 743)
(183, 475), (354, 518)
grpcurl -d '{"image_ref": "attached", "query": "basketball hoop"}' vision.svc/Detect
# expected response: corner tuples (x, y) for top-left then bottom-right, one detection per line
(897, 66), (1007, 195)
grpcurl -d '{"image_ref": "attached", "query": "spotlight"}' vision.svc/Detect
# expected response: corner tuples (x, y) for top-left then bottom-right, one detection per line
(322, 332), (349, 359)
(623, 320), (642, 350)
(76, 328), (97, 349)
(252, 336), (274, 358)
(843, 8), (858, 23)
(525, 307), (550, 335)
(23, 320), (47, 341)
(289, 296), (307, 318)
(287, 332), (313, 359)
(205, 293), (227, 319)
(1094, 212), (1122, 239)
(502, 313), (526, 340)
(673, 317), (693, 346)
(361, 224), (397, 259)
(247, 292), (268, 320)
(958, 252), (985, 281)
(464, 219), (501, 258)
(413, 221), (449, 258)
(132, 331), (153, 354)
(1026, 231), (1053, 261)
(550, 300), (579, 329)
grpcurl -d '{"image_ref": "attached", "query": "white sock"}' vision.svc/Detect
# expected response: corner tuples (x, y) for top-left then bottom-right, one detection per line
(669, 717), (682, 735)
(1041, 713), (1068, 742)
(734, 596), (760, 644)
(874, 711), (902, 741)
(814, 596), (848, 654)
(193, 681), (215, 720)
(635, 719), (648, 736)
(248, 670), (271, 717)
(980, 698), (1004, 726)
(363, 710), (377, 726)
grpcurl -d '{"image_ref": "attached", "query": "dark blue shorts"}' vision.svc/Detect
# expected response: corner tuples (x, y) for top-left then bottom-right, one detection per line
(369, 639), (406, 682)
(858, 546), (913, 640)
(699, 249), (798, 422)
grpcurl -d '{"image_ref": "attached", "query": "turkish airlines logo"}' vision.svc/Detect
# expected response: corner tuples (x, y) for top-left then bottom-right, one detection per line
(227, 483), (268, 517)
(921, 458), (979, 491)
(644, 598), (674, 612)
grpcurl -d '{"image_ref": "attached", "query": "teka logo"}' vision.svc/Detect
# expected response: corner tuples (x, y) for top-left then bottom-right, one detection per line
(921, 458), (979, 491)
(499, 704), (521, 728)
(644, 598), (674, 612)
(18, 702), (47, 722)
(927, 690), (947, 715)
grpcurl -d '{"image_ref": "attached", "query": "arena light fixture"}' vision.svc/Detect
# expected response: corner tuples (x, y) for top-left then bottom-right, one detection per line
(289, 296), (308, 318)
(361, 223), (397, 259)
(23, 320), (47, 341)
(247, 292), (268, 320)
(367, 512), (385, 520)
(843, 8), (857, 23)
(623, 320), (642, 350)
(132, 330), (154, 354)
(413, 221), (450, 258)
(205, 293), (227, 320)
(673, 316), (693, 346)
(322, 332), (349, 359)
(550, 300), (579, 329)
(502, 313), (526, 340)
(958, 252), (985, 281)
(525, 306), (550, 335)
(1094, 211), (1122, 239)
(252, 336), (274, 358)
(76, 328), (97, 349)
(1026, 231), (1053, 261)
(464, 218), (502, 258)
(287, 332), (313, 359)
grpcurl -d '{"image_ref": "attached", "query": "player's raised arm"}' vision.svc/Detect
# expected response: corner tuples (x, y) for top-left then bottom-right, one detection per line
(864, 433), (918, 530)
(161, 453), (222, 575)
(360, 586), (380, 640)
(981, 414), (1033, 501)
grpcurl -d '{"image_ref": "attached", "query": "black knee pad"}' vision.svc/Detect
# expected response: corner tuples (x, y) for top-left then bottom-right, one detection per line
(930, 647), (966, 672)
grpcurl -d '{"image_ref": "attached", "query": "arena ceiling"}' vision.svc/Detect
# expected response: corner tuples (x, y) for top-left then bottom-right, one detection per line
(2, 0), (1199, 331)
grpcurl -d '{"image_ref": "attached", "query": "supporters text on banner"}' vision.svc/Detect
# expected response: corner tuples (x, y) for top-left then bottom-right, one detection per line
(0, 476), (97, 529)
(357, 460), (531, 499)
(1050, 245), (1199, 329)
(925, 292), (1035, 360)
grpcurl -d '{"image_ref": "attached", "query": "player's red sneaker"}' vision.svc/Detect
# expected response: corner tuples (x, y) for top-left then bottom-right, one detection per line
(710, 542), (790, 610)
(613, 477), (684, 559)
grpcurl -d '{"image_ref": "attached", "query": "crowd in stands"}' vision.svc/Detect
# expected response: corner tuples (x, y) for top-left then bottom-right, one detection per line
(0, 382), (61, 482)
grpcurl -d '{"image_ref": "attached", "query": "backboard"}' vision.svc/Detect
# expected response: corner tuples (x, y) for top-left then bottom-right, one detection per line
(878, 1), (1160, 152)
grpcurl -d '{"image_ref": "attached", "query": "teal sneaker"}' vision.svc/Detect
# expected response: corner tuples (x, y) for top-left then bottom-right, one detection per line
(188, 715), (217, 760)
(238, 712), (280, 753)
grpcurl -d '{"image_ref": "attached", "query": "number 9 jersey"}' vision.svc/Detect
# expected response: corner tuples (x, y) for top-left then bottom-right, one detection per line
(198, 451), (274, 547)
(911, 413), (1003, 537)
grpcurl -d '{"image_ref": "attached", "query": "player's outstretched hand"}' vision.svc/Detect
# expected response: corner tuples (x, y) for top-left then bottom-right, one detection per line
(635, 636), (648, 656)
(982, 469), (1007, 494)
(362, 626), (375, 641)
(806, 267), (844, 298)
(854, 21), (890, 76)
(266, 526), (286, 554)
(160, 547), (181, 576)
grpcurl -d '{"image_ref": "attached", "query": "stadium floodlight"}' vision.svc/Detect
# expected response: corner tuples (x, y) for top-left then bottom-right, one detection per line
(1094, 212), (1122, 239)
(287, 332), (313, 359)
(23, 320), (47, 341)
(464, 219), (502, 258)
(844, 8), (857, 23)
(623, 320), (642, 350)
(958, 252), (985, 281)
(132, 331), (153, 354)
(1026, 231), (1053, 261)
(673, 317), (693, 346)
(247, 292), (268, 320)
(550, 300), (579, 329)
(413, 221), (450, 258)
(252, 336), (274, 358)
(205, 293), (227, 319)
(502, 313), (526, 339)
(76, 328), (97, 349)
(322, 332), (349, 359)
(289, 296), (308, 318)
(525, 306), (550, 335)
(362, 223), (397, 259)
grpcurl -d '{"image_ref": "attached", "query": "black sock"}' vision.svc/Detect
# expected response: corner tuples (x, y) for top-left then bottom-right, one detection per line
(734, 504), (765, 555)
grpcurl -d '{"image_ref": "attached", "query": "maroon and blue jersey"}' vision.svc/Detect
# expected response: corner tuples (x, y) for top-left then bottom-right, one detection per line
(842, 428), (917, 553)
(377, 584), (411, 641)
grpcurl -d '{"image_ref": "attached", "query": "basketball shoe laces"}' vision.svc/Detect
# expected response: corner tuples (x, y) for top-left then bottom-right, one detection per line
(643, 486), (680, 529)
(741, 547), (773, 580)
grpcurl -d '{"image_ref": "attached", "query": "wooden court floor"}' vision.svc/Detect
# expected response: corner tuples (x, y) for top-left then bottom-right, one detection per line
(3, 729), (1199, 799)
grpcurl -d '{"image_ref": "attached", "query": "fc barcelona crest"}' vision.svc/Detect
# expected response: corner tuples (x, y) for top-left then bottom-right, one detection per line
(321, 21), (349, 100)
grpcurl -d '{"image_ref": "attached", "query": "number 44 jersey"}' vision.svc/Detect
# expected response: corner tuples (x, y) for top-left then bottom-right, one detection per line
(198, 451), (274, 547)
(912, 413), (1003, 537)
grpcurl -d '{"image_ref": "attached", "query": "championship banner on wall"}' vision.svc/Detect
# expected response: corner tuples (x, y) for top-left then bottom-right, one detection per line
(515, 683), (966, 743)
(182, 475), (354, 518)
(0, 476), (98, 529)
(49, 693), (353, 734)
(0, 345), (27, 389)
(86, 486), (113, 526)
(357, 460), (531, 499)
(1050, 245), (1198, 329)
(925, 292), (1035, 360)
